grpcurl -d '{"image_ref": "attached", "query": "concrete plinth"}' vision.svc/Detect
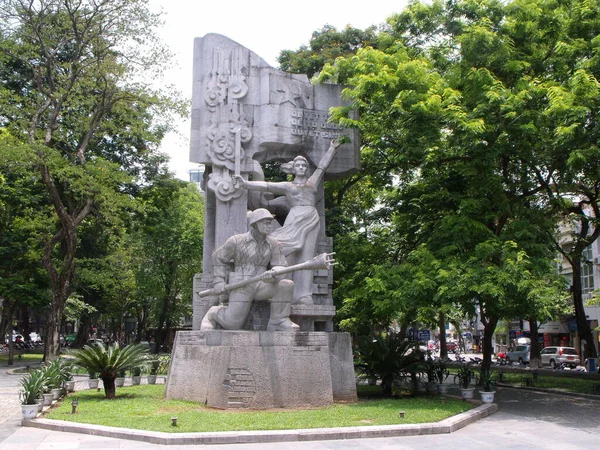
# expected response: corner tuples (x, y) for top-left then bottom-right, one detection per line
(165, 330), (356, 409)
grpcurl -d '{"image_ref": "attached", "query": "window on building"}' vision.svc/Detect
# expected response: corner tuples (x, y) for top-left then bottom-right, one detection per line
(582, 246), (595, 294)
(189, 170), (203, 183)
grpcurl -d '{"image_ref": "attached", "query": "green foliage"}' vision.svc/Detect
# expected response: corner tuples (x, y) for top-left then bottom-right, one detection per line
(0, 0), (185, 358)
(456, 364), (475, 389)
(479, 368), (496, 392)
(433, 361), (450, 384)
(19, 369), (46, 405)
(69, 343), (150, 398)
(133, 179), (204, 350)
(278, 24), (379, 78)
(39, 359), (72, 390)
(355, 333), (422, 396)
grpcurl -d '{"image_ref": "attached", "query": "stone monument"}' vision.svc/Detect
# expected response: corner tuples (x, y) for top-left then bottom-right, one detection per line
(165, 34), (359, 409)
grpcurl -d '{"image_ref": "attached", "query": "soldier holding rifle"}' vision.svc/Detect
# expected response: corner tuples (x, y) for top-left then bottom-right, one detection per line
(201, 208), (300, 331)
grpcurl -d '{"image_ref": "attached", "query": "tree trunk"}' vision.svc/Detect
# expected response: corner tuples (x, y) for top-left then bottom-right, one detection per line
(0, 298), (17, 366)
(528, 317), (541, 368)
(102, 376), (117, 399)
(438, 312), (447, 359)
(44, 297), (67, 361)
(74, 316), (92, 348)
(481, 314), (498, 374)
(571, 256), (598, 359)
(21, 306), (31, 342)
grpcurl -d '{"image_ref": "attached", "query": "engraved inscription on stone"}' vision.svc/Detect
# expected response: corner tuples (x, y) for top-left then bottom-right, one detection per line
(223, 368), (256, 408)
(290, 109), (345, 139)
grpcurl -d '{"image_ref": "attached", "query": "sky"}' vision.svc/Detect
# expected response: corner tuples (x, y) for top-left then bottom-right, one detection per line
(148, 0), (409, 180)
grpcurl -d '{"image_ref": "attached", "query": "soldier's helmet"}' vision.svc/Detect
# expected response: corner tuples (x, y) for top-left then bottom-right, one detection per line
(248, 208), (275, 226)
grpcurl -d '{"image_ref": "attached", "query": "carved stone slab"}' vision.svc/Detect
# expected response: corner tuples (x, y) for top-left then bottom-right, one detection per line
(165, 330), (356, 409)
(190, 33), (360, 184)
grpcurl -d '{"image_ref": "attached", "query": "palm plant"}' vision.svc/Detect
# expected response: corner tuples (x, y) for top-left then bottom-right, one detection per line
(69, 343), (150, 399)
(355, 333), (422, 397)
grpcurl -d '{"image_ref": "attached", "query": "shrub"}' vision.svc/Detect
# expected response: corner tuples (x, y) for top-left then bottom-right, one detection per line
(355, 333), (421, 397)
(69, 343), (150, 399)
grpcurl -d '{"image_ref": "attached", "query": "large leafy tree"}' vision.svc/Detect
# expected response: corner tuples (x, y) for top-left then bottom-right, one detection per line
(0, 0), (183, 359)
(278, 24), (379, 79)
(304, 0), (600, 365)
(133, 178), (204, 353)
(0, 132), (52, 363)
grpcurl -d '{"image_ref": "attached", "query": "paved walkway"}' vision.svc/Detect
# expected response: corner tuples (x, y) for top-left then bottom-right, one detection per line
(1, 360), (599, 449)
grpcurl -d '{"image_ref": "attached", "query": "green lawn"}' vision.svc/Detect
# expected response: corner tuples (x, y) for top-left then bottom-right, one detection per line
(0, 353), (43, 364)
(44, 385), (472, 433)
(498, 372), (600, 395)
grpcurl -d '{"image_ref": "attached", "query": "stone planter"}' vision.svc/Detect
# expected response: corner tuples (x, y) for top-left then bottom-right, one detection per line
(460, 387), (476, 400)
(437, 383), (449, 394)
(51, 388), (63, 400)
(64, 380), (75, 392)
(480, 391), (496, 403)
(131, 375), (141, 385)
(42, 393), (54, 406)
(88, 378), (99, 389)
(21, 404), (39, 420)
(147, 375), (157, 385)
(115, 377), (125, 387)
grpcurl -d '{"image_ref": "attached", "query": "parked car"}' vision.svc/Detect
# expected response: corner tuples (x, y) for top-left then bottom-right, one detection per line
(507, 345), (530, 365)
(540, 346), (581, 369)
(445, 341), (458, 353)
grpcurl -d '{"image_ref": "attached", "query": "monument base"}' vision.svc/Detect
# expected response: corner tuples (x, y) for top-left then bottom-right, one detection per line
(165, 330), (357, 409)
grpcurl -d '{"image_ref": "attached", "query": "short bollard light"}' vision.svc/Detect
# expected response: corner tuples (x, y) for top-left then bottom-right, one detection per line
(71, 398), (79, 414)
(171, 417), (178, 427)
(398, 411), (405, 418)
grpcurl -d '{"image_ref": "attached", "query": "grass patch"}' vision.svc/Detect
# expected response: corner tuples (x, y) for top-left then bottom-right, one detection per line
(45, 385), (472, 433)
(499, 372), (600, 395)
(0, 352), (43, 365)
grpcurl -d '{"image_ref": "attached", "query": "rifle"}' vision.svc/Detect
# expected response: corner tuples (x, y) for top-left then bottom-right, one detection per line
(197, 253), (336, 298)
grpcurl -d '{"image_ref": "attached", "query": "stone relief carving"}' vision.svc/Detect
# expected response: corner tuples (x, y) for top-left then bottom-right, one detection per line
(204, 48), (251, 202)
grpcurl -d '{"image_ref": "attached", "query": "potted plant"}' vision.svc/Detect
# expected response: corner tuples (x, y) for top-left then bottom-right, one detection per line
(42, 360), (65, 400)
(88, 371), (99, 389)
(115, 369), (126, 387)
(433, 361), (450, 394)
(131, 367), (142, 385)
(479, 368), (496, 403)
(456, 363), (476, 400)
(59, 360), (75, 392)
(147, 359), (160, 385)
(423, 360), (438, 394)
(19, 370), (45, 419)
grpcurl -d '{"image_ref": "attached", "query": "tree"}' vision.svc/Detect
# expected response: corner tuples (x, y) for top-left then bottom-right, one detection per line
(310, 0), (600, 368)
(134, 179), (204, 352)
(278, 24), (379, 79)
(0, 0), (183, 359)
(0, 131), (52, 363)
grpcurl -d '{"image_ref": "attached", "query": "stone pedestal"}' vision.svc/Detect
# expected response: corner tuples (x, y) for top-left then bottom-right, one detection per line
(165, 330), (356, 409)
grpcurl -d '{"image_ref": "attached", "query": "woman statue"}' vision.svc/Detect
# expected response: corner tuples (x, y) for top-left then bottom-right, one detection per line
(234, 138), (341, 304)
